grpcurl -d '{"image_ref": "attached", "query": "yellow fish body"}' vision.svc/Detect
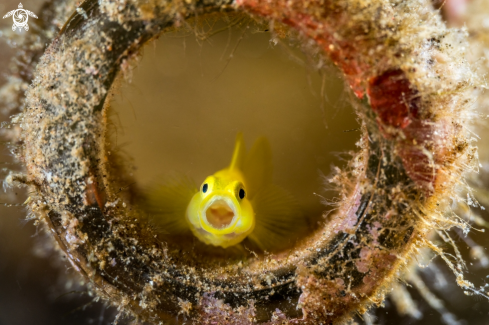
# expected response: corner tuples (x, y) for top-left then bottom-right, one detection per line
(186, 134), (256, 247)
(146, 133), (307, 251)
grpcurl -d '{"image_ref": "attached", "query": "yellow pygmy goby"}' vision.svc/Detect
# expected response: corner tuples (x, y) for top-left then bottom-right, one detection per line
(185, 133), (256, 247)
(146, 133), (307, 250)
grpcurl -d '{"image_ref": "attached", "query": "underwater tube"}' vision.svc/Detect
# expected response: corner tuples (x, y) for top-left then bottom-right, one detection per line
(3, 0), (478, 323)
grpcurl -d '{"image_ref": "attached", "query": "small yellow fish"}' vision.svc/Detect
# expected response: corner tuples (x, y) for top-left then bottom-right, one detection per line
(146, 133), (307, 251)
(186, 134), (256, 247)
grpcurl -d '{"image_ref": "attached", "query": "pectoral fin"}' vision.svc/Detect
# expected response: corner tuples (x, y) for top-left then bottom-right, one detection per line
(247, 184), (308, 251)
(144, 175), (198, 234)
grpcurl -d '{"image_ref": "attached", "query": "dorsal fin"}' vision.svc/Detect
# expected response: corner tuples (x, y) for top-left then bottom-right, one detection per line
(228, 132), (246, 171)
(242, 137), (273, 200)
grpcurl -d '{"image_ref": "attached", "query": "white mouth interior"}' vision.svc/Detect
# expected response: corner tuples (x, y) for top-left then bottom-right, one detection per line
(204, 196), (237, 229)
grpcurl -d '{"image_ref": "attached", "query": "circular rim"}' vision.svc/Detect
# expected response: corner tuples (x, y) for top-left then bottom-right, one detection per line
(18, 0), (475, 323)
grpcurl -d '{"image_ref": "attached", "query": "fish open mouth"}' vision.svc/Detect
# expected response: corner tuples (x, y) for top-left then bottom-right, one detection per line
(204, 198), (236, 230)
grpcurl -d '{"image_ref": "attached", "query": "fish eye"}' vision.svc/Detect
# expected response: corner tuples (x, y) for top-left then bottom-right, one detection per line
(202, 183), (208, 193)
(238, 188), (245, 199)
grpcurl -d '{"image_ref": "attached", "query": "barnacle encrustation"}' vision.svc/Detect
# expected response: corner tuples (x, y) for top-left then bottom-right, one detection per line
(0, 0), (485, 324)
